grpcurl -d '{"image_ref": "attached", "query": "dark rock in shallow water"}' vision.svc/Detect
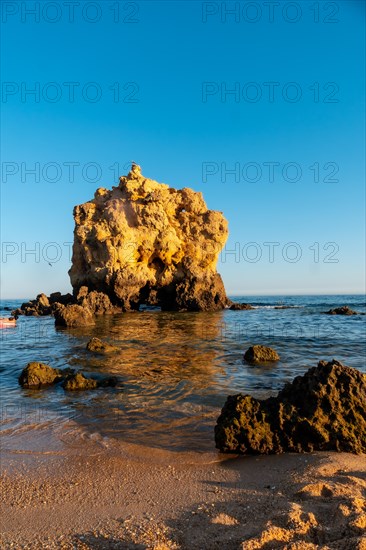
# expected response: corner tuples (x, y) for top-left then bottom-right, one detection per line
(63, 373), (98, 391)
(54, 304), (95, 327)
(229, 302), (254, 311)
(215, 360), (366, 455)
(98, 376), (118, 388)
(63, 372), (118, 391)
(19, 362), (63, 388)
(86, 337), (119, 353)
(244, 345), (280, 364)
(13, 292), (74, 317)
(324, 306), (363, 315)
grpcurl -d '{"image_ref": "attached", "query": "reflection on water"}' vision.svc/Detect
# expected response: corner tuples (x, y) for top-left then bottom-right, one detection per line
(1, 295), (365, 452)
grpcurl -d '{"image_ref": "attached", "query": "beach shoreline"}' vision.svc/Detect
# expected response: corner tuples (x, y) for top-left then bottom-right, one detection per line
(1, 436), (365, 549)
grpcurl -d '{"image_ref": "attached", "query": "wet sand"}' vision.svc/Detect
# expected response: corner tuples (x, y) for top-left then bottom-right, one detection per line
(1, 436), (365, 549)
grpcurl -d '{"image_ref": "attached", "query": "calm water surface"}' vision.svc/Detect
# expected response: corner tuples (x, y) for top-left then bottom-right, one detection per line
(1, 295), (365, 453)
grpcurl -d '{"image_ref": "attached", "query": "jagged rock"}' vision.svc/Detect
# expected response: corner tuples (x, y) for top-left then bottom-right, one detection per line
(54, 304), (95, 327)
(19, 362), (63, 388)
(86, 337), (119, 354)
(229, 302), (254, 310)
(68, 164), (229, 311)
(63, 373), (98, 391)
(76, 286), (119, 315)
(49, 292), (74, 306)
(13, 292), (74, 317)
(215, 360), (366, 455)
(324, 306), (363, 315)
(244, 345), (280, 364)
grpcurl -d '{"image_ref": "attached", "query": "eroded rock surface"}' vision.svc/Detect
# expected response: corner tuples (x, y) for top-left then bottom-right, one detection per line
(63, 373), (98, 391)
(215, 360), (366, 454)
(69, 164), (229, 311)
(86, 337), (119, 354)
(12, 292), (73, 317)
(54, 304), (95, 327)
(244, 345), (280, 364)
(18, 362), (63, 388)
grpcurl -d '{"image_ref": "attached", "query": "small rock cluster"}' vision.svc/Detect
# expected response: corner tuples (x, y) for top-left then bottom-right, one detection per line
(12, 292), (73, 317)
(324, 306), (364, 315)
(19, 359), (118, 391)
(13, 288), (122, 327)
(215, 360), (366, 455)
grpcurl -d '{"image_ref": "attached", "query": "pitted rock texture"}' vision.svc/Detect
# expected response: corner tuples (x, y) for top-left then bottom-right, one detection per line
(63, 373), (98, 391)
(244, 345), (280, 364)
(18, 362), (63, 388)
(215, 360), (366, 455)
(86, 337), (119, 354)
(54, 304), (95, 327)
(12, 292), (73, 317)
(69, 164), (229, 311)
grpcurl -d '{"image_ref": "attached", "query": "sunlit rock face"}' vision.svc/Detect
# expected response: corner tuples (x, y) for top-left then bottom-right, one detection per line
(69, 164), (229, 311)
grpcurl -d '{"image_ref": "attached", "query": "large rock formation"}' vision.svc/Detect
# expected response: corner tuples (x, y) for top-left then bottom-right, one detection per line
(215, 360), (366, 455)
(69, 164), (229, 311)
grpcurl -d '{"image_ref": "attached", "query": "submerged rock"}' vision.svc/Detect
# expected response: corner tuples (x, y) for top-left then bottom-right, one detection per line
(69, 164), (229, 311)
(54, 304), (95, 327)
(229, 302), (254, 311)
(215, 360), (366, 455)
(324, 306), (362, 315)
(86, 337), (119, 354)
(63, 372), (118, 391)
(63, 373), (98, 391)
(244, 345), (280, 364)
(19, 362), (63, 388)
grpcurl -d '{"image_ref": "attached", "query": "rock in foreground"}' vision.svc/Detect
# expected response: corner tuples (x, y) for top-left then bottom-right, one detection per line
(215, 360), (366, 455)
(69, 164), (229, 311)
(244, 345), (280, 364)
(18, 362), (63, 388)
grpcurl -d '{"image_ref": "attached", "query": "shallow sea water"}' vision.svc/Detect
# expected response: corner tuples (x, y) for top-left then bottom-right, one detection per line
(1, 295), (365, 454)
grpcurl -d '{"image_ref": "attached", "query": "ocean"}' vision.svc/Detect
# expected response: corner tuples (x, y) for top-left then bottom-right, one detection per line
(1, 295), (365, 454)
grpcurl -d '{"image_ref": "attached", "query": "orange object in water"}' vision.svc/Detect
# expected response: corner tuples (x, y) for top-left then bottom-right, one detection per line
(0, 317), (17, 328)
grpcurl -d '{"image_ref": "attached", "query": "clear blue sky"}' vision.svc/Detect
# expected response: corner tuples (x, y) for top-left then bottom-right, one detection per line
(1, 0), (365, 298)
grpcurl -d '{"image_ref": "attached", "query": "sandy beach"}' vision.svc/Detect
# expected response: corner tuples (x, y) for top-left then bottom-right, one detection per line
(1, 434), (365, 549)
